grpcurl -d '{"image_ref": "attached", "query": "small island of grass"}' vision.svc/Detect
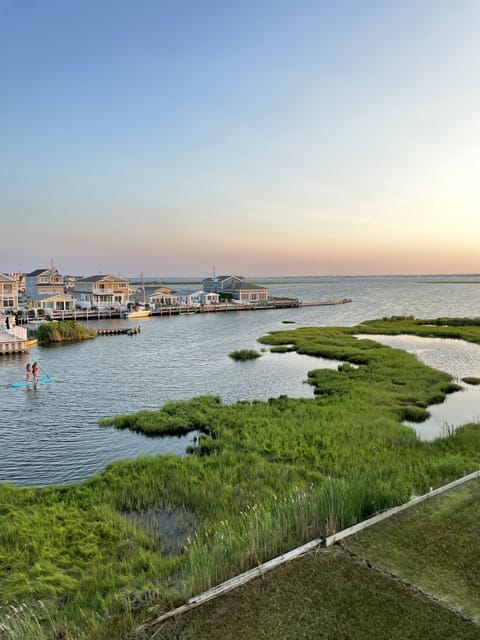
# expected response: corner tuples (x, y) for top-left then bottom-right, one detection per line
(229, 348), (262, 360)
(462, 376), (480, 385)
(36, 320), (97, 343)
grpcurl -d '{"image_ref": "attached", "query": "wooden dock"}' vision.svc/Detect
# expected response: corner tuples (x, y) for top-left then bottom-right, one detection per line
(13, 298), (352, 325)
(96, 326), (141, 336)
(300, 298), (352, 307)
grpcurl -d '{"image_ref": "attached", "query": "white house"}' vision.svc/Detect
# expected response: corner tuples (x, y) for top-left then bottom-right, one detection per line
(73, 275), (129, 308)
(199, 291), (220, 305)
(176, 289), (204, 306)
(142, 286), (178, 308)
(32, 293), (75, 313)
(0, 274), (19, 311)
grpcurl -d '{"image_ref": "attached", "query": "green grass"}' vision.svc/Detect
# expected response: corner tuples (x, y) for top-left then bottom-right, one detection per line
(2, 316), (480, 638)
(228, 349), (262, 360)
(344, 478), (480, 622)
(463, 376), (480, 385)
(141, 547), (480, 640)
(36, 320), (96, 343)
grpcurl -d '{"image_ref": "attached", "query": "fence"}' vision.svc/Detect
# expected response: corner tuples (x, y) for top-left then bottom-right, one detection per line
(136, 468), (480, 633)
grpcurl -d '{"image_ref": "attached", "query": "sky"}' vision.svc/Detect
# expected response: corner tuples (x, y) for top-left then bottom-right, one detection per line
(1, 0), (479, 277)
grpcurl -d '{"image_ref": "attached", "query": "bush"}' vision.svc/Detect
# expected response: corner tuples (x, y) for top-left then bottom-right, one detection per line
(36, 320), (96, 343)
(229, 349), (262, 361)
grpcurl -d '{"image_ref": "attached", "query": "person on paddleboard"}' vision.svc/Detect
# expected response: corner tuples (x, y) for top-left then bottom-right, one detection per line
(32, 362), (39, 383)
(26, 363), (31, 383)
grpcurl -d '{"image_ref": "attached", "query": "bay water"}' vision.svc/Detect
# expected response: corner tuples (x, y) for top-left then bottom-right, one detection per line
(1, 275), (479, 487)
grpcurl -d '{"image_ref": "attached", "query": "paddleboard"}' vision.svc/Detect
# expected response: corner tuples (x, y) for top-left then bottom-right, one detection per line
(12, 375), (52, 388)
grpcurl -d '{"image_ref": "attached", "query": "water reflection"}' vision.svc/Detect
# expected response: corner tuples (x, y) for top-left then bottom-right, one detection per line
(357, 334), (480, 440)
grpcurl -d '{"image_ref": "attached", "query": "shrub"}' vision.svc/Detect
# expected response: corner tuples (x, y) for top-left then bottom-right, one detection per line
(229, 349), (262, 361)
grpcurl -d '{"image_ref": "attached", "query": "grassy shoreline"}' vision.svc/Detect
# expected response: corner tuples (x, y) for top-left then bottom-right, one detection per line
(2, 316), (480, 638)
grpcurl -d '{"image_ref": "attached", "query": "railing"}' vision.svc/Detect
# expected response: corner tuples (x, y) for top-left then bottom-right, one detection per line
(2, 326), (28, 341)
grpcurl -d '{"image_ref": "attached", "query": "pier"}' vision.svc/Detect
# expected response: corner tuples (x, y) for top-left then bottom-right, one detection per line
(12, 297), (352, 326)
(300, 298), (352, 307)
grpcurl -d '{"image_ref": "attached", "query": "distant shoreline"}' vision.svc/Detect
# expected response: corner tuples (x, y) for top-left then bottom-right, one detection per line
(415, 280), (480, 284)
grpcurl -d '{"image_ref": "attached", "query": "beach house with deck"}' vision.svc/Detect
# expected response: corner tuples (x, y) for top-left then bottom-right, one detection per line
(73, 274), (129, 309)
(0, 274), (19, 312)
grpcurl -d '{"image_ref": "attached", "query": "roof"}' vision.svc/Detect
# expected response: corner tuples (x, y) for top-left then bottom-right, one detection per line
(33, 294), (75, 302)
(203, 275), (245, 283)
(77, 275), (127, 283)
(26, 268), (59, 277)
(143, 285), (175, 295)
(234, 282), (268, 291)
(0, 273), (16, 283)
(218, 275), (244, 282)
(179, 289), (204, 296)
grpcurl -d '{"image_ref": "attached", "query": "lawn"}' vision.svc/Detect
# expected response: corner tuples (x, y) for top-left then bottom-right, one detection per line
(140, 480), (480, 639)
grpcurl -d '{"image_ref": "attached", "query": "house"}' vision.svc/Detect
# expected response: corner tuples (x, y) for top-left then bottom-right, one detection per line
(0, 274), (19, 311)
(8, 272), (26, 296)
(64, 275), (78, 291)
(202, 274), (268, 303)
(25, 267), (65, 301)
(176, 289), (221, 306)
(176, 289), (204, 306)
(199, 291), (220, 305)
(31, 293), (75, 314)
(203, 275), (246, 293)
(141, 286), (178, 308)
(73, 275), (129, 309)
(230, 282), (268, 303)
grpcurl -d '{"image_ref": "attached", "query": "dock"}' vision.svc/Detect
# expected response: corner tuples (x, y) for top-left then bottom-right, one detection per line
(300, 298), (352, 307)
(13, 297), (352, 325)
(96, 326), (141, 336)
(0, 326), (28, 356)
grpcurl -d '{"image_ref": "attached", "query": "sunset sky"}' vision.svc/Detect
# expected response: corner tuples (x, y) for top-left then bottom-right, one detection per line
(1, 1), (479, 277)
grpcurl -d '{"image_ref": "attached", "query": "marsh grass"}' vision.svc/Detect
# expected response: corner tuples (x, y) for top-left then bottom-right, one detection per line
(228, 349), (262, 360)
(36, 320), (96, 343)
(2, 317), (480, 638)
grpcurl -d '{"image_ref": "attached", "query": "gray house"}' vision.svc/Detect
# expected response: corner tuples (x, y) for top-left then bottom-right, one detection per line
(202, 275), (268, 302)
(25, 267), (65, 301)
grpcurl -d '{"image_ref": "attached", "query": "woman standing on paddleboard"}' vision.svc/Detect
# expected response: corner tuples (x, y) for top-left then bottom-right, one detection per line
(26, 363), (31, 383)
(32, 362), (39, 383)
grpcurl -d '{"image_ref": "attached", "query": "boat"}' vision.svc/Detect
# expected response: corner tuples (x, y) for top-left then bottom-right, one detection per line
(124, 272), (152, 319)
(12, 374), (52, 388)
(124, 308), (152, 319)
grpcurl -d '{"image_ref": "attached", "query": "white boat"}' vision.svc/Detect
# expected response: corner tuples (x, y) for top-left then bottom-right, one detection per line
(124, 308), (151, 319)
(125, 272), (151, 318)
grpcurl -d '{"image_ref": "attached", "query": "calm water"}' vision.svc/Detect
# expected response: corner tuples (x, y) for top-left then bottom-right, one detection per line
(1, 275), (480, 487)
